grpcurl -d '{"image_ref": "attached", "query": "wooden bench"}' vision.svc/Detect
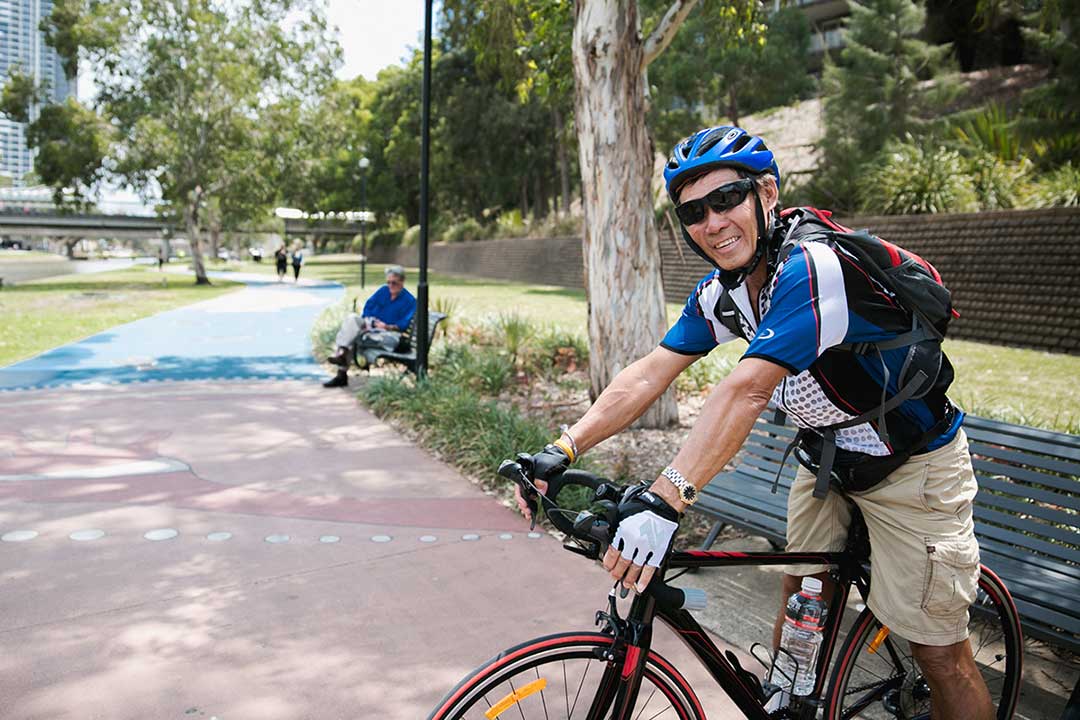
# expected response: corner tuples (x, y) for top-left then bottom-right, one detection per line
(696, 409), (1080, 656)
(351, 311), (447, 374)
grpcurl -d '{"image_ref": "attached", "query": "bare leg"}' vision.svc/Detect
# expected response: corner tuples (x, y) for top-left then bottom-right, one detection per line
(911, 640), (993, 720)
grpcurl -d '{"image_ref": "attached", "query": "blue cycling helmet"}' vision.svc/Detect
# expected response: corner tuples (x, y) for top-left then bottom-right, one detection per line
(664, 126), (780, 202)
(664, 126), (782, 288)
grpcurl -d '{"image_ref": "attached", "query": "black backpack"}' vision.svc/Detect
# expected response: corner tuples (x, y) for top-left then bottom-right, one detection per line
(717, 207), (959, 498)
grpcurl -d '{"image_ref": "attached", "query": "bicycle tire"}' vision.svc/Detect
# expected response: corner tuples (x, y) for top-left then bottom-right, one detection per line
(427, 631), (706, 720)
(825, 565), (1023, 720)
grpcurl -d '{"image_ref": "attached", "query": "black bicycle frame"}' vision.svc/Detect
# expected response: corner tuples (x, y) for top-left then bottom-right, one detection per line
(598, 548), (867, 720)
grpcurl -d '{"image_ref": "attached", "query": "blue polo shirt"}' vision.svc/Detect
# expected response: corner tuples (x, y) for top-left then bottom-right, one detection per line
(362, 285), (416, 330)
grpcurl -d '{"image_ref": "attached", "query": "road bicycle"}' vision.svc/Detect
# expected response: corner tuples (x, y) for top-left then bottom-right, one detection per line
(427, 459), (1023, 719)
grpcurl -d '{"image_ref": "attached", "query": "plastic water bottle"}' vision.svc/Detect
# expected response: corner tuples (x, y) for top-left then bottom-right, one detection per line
(773, 577), (828, 697)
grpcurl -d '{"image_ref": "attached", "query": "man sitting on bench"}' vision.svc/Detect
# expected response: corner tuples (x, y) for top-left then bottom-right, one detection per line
(323, 265), (416, 387)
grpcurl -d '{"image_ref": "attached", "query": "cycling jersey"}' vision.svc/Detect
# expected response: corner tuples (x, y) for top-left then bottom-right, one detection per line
(662, 212), (961, 459)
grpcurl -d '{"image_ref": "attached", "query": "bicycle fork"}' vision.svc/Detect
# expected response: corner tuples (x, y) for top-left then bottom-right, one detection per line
(577, 587), (657, 720)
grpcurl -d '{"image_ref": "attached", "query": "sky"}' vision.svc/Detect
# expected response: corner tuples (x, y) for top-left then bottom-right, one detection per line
(327, 0), (426, 81)
(79, 0), (428, 209)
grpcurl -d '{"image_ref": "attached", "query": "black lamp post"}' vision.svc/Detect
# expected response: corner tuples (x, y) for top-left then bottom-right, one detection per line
(416, 0), (433, 380)
(359, 156), (370, 288)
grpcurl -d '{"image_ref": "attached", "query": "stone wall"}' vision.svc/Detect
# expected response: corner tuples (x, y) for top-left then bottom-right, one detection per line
(370, 207), (1080, 355)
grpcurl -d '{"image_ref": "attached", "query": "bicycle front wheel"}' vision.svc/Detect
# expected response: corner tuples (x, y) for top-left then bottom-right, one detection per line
(427, 631), (705, 720)
(825, 566), (1023, 719)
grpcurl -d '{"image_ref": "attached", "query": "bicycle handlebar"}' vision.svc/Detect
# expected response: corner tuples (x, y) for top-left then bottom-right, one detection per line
(498, 457), (707, 613)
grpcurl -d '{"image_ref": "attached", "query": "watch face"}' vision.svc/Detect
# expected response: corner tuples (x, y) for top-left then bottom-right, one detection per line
(682, 485), (697, 502)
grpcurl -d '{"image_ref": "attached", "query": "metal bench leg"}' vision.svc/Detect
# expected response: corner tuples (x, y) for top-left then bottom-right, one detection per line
(1061, 676), (1080, 720)
(701, 521), (727, 551)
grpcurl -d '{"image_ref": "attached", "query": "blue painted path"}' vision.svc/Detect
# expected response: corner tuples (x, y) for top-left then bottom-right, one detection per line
(0, 273), (344, 391)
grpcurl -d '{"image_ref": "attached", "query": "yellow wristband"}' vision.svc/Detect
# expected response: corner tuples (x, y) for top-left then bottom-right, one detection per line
(552, 438), (576, 463)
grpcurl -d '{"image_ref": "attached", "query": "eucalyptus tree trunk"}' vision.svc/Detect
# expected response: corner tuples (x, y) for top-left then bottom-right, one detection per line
(183, 200), (210, 285)
(572, 0), (678, 427)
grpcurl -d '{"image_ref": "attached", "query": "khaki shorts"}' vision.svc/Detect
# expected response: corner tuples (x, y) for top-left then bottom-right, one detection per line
(784, 429), (981, 646)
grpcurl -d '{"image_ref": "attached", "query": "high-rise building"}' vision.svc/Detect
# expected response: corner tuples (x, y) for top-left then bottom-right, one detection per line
(0, 0), (74, 188)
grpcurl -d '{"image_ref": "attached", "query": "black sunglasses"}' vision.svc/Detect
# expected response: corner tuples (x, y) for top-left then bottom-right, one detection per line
(675, 178), (755, 226)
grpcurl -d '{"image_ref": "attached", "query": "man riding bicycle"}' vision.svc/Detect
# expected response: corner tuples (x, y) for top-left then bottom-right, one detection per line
(517, 126), (993, 719)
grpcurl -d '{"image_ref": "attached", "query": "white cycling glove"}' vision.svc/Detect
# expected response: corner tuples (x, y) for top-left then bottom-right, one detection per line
(612, 490), (680, 567)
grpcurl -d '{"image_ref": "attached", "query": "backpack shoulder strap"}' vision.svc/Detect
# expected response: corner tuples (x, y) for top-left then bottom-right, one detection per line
(715, 289), (743, 339)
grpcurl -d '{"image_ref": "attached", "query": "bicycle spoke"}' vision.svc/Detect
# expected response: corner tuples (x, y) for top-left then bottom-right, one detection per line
(633, 687), (658, 720)
(569, 658), (591, 717)
(430, 636), (698, 720)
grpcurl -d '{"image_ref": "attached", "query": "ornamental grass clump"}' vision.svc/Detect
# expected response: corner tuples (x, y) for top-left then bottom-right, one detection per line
(859, 137), (978, 214)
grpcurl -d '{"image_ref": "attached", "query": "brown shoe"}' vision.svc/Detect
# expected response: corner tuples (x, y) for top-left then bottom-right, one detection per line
(322, 372), (348, 388)
(326, 347), (349, 366)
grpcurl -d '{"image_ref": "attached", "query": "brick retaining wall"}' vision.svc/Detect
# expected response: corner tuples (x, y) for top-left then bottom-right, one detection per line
(370, 207), (1080, 355)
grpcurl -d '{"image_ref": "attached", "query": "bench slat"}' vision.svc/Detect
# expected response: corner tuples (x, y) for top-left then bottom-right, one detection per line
(972, 457), (1080, 496)
(978, 535), (1080, 581)
(974, 470), (1080, 511)
(972, 514), (1078, 563)
(965, 414), (1080, 453)
(973, 482), (1080, 529)
(967, 440), (1080, 478)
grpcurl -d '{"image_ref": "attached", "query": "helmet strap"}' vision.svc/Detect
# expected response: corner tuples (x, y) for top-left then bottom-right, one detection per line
(677, 184), (775, 290)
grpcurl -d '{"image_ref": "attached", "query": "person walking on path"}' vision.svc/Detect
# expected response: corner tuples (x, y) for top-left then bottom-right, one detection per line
(274, 245), (288, 282)
(291, 246), (304, 282)
(324, 265), (416, 387)
(157, 246), (166, 271)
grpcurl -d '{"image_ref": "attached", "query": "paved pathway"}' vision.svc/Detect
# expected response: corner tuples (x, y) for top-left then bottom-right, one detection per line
(0, 274), (744, 719)
(0, 274), (341, 390)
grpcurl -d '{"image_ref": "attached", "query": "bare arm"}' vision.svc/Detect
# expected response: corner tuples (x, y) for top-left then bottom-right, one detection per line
(561, 346), (700, 455)
(650, 357), (788, 511)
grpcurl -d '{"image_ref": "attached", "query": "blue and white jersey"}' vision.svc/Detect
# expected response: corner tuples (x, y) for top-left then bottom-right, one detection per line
(662, 214), (960, 458)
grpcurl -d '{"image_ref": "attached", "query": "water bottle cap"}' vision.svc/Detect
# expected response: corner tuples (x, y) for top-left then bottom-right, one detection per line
(801, 577), (823, 594)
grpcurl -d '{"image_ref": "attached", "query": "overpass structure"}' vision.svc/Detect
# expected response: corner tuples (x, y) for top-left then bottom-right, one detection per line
(0, 212), (363, 242)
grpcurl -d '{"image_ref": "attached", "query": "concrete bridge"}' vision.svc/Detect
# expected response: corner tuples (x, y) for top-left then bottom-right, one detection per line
(0, 212), (363, 242)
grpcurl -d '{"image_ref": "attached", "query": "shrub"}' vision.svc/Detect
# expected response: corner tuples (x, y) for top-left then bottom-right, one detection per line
(1028, 162), (1080, 208)
(966, 152), (1032, 211)
(492, 312), (536, 365)
(529, 328), (590, 377)
(675, 353), (737, 395)
(401, 225), (421, 247)
(310, 299), (351, 358)
(358, 228), (404, 252)
(441, 217), (491, 244)
(952, 102), (1023, 162)
(495, 209), (527, 238)
(859, 136), (978, 215)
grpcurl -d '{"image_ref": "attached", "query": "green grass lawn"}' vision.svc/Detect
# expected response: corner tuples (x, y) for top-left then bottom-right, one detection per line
(240, 255), (1080, 430)
(0, 266), (241, 366)
(0, 249), (63, 262)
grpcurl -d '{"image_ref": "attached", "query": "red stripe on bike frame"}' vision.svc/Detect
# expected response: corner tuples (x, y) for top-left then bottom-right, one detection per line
(622, 645), (641, 679)
(684, 550), (749, 558)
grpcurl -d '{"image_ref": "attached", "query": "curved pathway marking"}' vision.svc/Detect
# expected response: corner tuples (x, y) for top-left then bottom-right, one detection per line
(0, 423), (521, 531)
(0, 273), (343, 391)
(0, 470), (521, 530)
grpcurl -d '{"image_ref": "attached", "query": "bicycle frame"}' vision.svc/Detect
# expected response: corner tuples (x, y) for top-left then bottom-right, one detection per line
(600, 548), (868, 720)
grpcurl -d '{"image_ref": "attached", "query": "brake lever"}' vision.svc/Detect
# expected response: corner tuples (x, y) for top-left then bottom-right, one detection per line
(499, 458), (540, 530)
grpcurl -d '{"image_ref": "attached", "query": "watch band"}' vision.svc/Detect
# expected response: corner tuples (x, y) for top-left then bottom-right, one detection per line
(661, 466), (699, 505)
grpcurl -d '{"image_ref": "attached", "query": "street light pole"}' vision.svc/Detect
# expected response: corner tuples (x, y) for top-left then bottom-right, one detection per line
(359, 156), (370, 289)
(417, 0), (433, 380)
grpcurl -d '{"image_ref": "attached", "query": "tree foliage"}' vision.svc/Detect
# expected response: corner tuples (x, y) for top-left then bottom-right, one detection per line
(24, 0), (340, 282)
(647, 2), (813, 150)
(814, 0), (959, 210)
